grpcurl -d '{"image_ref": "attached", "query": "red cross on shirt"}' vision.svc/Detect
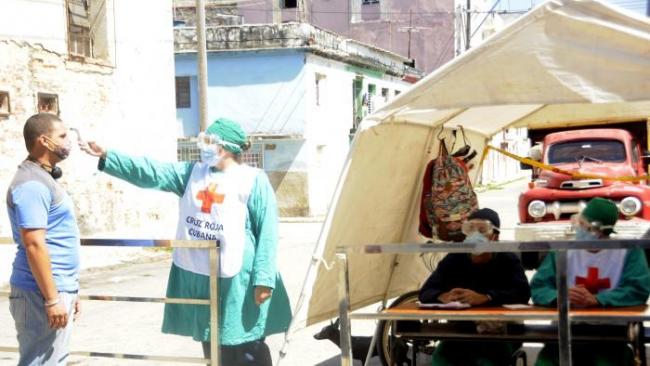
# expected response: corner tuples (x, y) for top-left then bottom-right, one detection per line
(196, 184), (225, 214)
(575, 267), (611, 294)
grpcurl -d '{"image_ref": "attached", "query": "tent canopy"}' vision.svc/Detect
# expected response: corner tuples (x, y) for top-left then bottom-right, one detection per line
(297, 0), (650, 326)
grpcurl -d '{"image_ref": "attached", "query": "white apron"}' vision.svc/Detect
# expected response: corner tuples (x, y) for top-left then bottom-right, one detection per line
(173, 162), (259, 277)
(567, 249), (627, 294)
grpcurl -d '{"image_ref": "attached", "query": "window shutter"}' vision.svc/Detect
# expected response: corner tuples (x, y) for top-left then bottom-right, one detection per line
(68, 0), (90, 28)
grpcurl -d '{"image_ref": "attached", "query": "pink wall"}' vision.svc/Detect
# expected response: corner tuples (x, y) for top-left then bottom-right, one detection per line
(237, 0), (455, 73)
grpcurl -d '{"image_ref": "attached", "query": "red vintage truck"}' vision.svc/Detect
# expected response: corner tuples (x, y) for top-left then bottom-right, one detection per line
(516, 120), (650, 242)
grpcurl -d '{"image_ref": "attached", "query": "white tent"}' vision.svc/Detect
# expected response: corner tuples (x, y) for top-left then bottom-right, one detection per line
(284, 0), (650, 334)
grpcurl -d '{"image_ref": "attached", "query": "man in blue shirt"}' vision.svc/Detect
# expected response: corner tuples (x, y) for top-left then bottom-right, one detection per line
(6, 113), (80, 365)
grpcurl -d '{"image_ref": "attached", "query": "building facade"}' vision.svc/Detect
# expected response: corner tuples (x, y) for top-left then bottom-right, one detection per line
(173, 0), (456, 74)
(0, 0), (179, 238)
(174, 23), (418, 216)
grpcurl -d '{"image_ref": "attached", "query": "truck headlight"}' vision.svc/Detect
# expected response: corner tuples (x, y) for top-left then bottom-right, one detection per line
(619, 197), (642, 216)
(528, 200), (547, 219)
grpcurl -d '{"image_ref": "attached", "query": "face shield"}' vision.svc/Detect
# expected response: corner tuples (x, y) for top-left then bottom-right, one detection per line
(197, 132), (240, 152)
(570, 214), (614, 236)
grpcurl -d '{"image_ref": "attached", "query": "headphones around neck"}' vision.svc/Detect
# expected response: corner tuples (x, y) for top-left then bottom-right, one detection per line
(27, 157), (63, 180)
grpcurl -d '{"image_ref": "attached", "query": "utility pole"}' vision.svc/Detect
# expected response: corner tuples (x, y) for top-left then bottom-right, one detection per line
(298, 0), (309, 22)
(397, 10), (429, 62)
(465, 0), (471, 50)
(196, 0), (209, 132)
(272, 0), (281, 24)
(407, 10), (413, 59)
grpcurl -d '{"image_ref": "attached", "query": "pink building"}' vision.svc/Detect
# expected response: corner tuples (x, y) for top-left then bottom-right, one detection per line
(174, 0), (455, 73)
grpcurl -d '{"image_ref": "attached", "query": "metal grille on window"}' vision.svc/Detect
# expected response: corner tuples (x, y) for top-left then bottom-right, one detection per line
(177, 138), (200, 162)
(241, 143), (264, 169)
(176, 77), (191, 108)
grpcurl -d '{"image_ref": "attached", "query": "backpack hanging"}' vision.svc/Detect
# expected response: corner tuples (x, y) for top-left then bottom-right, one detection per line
(424, 137), (478, 242)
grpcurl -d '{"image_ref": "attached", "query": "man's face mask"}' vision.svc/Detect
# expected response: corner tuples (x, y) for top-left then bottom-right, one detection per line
(571, 214), (609, 240)
(464, 231), (489, 244)
(44, 135), (72, 161)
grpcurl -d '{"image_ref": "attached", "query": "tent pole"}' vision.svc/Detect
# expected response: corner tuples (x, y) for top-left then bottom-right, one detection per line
(276, 127), (363, 365)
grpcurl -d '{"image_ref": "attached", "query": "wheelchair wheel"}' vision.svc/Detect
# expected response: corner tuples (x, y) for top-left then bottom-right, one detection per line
(375, 290), (428, 366)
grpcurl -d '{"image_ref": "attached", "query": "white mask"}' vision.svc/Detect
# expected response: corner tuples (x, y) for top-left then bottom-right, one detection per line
(464, 231), (489, 244)
(200, 145), (221, 166)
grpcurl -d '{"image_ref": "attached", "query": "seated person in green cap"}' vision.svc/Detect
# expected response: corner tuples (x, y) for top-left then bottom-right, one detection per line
(80, 118), (291, 365)
(531, 197), (650, 366)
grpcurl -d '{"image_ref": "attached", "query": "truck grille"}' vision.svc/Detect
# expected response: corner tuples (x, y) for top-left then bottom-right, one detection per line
(559, 179), (603, 189)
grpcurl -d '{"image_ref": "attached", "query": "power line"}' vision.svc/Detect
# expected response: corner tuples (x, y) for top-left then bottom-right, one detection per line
(227, 7), (529, 16)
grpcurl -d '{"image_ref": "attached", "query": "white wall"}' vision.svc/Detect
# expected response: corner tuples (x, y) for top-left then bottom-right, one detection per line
(0, 0), (177, 239)
(0, 0), (68, 53)
(303, 53), (413, 216)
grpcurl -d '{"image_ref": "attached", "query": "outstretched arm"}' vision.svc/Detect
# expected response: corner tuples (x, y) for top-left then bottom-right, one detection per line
(82, 141), (193, 197)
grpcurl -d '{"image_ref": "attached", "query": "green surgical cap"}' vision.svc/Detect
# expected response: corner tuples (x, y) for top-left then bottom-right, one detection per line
(206, 118), (247, 154)
(582, 197), (618, 228)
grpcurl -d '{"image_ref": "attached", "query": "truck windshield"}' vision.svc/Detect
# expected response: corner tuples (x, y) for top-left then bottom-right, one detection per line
(547, 140), (626, 164)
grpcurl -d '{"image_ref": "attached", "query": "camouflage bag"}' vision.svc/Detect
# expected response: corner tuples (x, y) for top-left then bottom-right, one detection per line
(426, 141), (478, 242)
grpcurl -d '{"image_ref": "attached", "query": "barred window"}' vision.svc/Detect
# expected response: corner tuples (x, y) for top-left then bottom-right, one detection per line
(37, 93), (59, 115)
(177, 138), (264, 169)
(176, 77), (191, 109)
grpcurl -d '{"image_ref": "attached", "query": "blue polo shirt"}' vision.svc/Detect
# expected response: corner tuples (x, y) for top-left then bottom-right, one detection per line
(6, 161), (80, 292)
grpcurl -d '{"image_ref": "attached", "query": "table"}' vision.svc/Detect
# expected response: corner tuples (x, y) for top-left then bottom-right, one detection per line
(380, 303), (650, 366)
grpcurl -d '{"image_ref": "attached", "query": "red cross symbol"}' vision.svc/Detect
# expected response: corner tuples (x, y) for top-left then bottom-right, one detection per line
(196, 184), (225, 214)
(575, 267), (611, 294)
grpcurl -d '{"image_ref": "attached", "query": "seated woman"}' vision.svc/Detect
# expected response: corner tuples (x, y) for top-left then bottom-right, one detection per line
(531, 198), (650, 366)
(419, 208), (531, 366)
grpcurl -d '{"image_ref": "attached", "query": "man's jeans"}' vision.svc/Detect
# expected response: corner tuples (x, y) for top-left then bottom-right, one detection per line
(9, 287), (77, 366)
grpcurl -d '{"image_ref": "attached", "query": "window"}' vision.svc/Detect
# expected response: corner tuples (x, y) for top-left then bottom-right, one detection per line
(175, 77), (191, 109)
(315, 73), (326, 106)
(0, 91), (10, 117)
(283, 0), (297, 8)
(37, 93), (59, 115)
(67, 0), (92, 58)
(66, 0), (109, 61)
(365, 84), (376, 114)
(395, 90), (401, 96)
(548, 140), (626, 164)
(352, 78), (364, 131)
(362, 0), (379, 4)
(381, 88), (389, 103)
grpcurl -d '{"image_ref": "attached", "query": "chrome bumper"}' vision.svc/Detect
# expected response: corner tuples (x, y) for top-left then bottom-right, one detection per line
(515, 220), (650, 241)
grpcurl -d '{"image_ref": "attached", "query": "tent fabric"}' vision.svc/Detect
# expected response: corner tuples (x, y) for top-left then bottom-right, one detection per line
(296, 0), (650, 327)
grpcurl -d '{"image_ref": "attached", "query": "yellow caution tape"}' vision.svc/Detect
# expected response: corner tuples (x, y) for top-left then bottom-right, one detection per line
(482, 145), (649, 183)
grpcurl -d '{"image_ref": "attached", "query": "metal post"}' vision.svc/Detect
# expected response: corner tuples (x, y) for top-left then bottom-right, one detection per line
(556, 249), (572, 366)
(465, 0), (471, 50)
(195, 0), (209, 132)
(209, 241), (220, 365)
(337, 252), (353, 366)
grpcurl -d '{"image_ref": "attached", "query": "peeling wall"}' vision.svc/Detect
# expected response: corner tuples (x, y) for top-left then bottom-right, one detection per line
(0, 0), (178, 239)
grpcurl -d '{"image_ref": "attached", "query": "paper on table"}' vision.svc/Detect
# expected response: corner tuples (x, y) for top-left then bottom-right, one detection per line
(502, 304), (533, 309)
(417, 301), (471, 309)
